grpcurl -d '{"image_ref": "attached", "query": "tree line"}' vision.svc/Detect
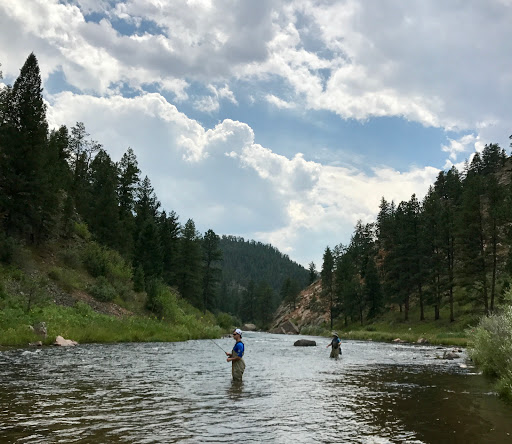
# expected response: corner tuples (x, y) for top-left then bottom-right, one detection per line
(0, 53), (308, 326)
(217, 235), (310, 325)
(321, 140), (512, 328)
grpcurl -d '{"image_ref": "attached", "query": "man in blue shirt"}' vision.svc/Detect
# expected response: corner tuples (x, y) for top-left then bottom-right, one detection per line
(226, 328), (245, 381)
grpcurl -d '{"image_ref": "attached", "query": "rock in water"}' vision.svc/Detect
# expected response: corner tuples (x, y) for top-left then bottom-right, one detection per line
(294, 339), (316, 346)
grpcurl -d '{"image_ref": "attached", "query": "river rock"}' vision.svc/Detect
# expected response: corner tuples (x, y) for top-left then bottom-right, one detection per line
(442, 350), (459, 360)
(417, 338), (429, 344)
(393, 338), (406, 343)
(54, 335), (78, 347)
(280, 320), (300, 335)
(242, 323), (257, 331)
(294, 339), (316, 346)
(29, 341), (43, 347)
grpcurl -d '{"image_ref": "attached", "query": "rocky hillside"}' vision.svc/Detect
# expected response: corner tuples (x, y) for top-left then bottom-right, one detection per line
(270, 280), (329, 333)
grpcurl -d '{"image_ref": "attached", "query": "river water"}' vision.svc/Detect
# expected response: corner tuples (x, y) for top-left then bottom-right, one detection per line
(1, 332), (511, 443)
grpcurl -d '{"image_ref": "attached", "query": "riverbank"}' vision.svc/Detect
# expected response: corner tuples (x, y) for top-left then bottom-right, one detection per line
(0, 242), (232, 347)
(0, 301), (226, 347)
(301, 306), (476, 347)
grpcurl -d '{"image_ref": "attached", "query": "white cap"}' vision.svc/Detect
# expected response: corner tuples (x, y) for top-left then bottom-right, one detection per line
(233, 328), (242, 336)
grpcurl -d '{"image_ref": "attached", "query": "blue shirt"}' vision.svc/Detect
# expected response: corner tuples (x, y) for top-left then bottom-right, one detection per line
(233, 341), (244, 358)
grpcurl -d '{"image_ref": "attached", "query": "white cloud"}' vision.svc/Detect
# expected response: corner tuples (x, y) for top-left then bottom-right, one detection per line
(442, 134), (478, 162)
(265, 94), (294, 109)
(45, 91), (438, 266)
(3, 0), (512, 265)
(3, 0), (512, 152)
(193, 83), (238, 113)
(194, 95), (220, 113)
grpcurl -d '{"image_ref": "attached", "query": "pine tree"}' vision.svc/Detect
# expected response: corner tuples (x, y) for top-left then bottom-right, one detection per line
(308, 261), (317, 284)
(457, 154), (489, 314)
(87, 149), (120, 248)
(0, 53), (55, 242)
(321, 246), (335, 329)
(68, 122), (100, 218)
(439, 167), (462, 321)
(256, 281), (274, 327)
(481, 144), (507, 313)
(117, 147), (140, 257)
(422, 185), (446, 320)
(159, 210), (180, 286)
(133, 176), (162, 283)
(334, 246), (359, 326)
(202, 228), (222, 313)
(240, 280), (257, 322)
(281, 276), (300, 309)
(177, 219), (203, 306)
(364, 257), (382, 319)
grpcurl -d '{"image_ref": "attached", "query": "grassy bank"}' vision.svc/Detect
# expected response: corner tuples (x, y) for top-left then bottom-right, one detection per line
(0, 240), (231, 347)
(302, 304), (478, 347)
(0, 302), (224, 347)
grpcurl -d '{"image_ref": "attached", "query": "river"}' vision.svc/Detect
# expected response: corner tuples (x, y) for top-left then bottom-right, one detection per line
(1, 332), (511, 443)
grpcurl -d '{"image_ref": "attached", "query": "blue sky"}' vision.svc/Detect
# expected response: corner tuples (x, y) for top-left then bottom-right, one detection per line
(1, 0), (511, 268)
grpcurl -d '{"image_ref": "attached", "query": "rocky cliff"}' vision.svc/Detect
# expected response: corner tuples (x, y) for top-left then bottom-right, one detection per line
(270, 280), (329, 333)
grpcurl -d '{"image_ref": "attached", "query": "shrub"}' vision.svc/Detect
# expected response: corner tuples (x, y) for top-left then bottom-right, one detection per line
(58, 248), (82, 269)
(82, 242), (109, 277)
(73, 222), (91, 240)
(216, 312), (235, 330)
(47, 267), (81, 292)
(0, 233), (17, 264)
(468, 306), (512, 400)
(146, 279), (180, 321)
(82, 242), (132, 291)
(133, 265), (145, 292)
(89, 276), (117, 302)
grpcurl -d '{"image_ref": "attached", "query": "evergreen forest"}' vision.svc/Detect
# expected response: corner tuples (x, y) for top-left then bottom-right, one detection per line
(320, 139), (512, 329)
(0, 53), (308, 339)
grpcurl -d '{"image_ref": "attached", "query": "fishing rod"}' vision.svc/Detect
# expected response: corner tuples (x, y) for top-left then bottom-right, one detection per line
(209, 338), (228, 354)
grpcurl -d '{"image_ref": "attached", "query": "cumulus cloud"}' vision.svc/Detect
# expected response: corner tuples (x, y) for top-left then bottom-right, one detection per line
(193, 83), (238, 113)
(3, 0), (511, 150)
(266, 94), (294, 109)
(45, 90), (438, 265)
(3, 0), (511, 265)
(442, 134), (479, 166)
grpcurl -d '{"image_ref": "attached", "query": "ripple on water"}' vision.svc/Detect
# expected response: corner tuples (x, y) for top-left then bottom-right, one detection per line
(1, 334), (512, 443)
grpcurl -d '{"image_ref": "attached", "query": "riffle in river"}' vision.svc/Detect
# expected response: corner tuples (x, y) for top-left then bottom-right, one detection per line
(1, 332), (511, 443)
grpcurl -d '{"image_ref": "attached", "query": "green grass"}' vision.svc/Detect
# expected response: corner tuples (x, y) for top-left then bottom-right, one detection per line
(326, 304), (479, 347)
(0, 303), (224, 346)
(0, 241), (229, 347)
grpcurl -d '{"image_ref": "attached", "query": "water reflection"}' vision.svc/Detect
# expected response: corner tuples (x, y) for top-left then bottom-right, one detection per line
(1, 334), (512, 443)
(227, 380), (244, 401)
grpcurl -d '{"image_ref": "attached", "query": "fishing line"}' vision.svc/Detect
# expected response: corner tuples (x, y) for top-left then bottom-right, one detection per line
(209, 338), (228, 354)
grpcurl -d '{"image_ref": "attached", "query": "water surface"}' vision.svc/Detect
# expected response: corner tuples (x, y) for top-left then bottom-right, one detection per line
(1, 332), (511, 443)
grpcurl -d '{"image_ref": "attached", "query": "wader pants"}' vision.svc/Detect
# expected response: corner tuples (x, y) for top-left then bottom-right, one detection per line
(232, 356), (245, 381)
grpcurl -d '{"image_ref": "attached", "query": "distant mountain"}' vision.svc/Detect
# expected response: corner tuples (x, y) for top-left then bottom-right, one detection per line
(219, 235), (309, 292)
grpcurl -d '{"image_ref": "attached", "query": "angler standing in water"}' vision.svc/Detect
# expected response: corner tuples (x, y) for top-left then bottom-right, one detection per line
(226, 328), (245, 381)
(327, 332), (341, 358)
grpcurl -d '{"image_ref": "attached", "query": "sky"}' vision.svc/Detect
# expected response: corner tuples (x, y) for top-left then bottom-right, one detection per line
(1, 0), (512, 268)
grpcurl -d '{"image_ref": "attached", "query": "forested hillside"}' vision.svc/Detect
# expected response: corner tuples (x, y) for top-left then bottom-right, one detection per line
(319, 143), (512, 329)
(217, 235), (309, 323)
(0, 53), (309, 337)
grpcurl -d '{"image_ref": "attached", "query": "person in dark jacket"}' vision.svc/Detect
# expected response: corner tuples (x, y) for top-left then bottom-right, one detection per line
(327, 332), (341, 358)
